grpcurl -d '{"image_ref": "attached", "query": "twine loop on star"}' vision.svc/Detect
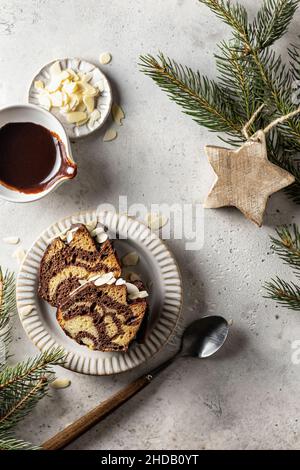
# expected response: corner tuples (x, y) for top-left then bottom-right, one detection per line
(242, 104), (300, 141)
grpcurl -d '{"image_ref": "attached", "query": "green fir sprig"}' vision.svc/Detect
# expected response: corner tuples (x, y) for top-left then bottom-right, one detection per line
(140, 0), (300, 202)
(265, 225), (300, 310)
(0, 267), (65, 450)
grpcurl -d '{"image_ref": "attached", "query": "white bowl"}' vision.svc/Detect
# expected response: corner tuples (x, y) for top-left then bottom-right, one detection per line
(28, 58), (112, 139)
(0, 104), (75, 203)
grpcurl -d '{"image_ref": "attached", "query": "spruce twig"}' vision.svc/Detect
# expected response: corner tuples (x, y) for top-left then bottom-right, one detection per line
(265, 224), (300, 311)
(0, 267), (65, 450)
(139, 53), (243, 137)
(140, 0), (300, 202)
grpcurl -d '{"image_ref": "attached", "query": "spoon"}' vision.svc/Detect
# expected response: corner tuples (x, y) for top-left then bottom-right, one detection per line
(42, 316), (229, 450)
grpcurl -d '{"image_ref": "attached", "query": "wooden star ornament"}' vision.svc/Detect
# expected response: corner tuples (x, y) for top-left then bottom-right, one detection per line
(204, 130), (295, 226)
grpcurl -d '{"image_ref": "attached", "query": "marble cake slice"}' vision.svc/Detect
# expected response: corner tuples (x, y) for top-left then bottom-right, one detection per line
(56, 282), (148, 352)
(38, 224), (121, 307)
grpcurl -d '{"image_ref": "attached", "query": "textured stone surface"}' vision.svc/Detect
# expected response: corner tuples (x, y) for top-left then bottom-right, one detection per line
(0, 0), (300, 450)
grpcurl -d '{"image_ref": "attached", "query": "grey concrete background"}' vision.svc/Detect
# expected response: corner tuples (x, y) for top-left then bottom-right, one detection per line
(0, 0), (300, 450)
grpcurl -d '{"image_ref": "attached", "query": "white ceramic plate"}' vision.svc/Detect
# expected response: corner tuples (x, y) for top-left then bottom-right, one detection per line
(16, 210), (183, 375)
(28, 58), (112, 139)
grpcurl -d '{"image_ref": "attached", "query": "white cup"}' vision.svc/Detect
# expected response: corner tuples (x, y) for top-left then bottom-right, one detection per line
(0, 104), (76, 203)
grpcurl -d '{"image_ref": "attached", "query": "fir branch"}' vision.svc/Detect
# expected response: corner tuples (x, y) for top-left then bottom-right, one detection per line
(215, 39), (262, 124)
(253, 0), (299, 50)
(0, 431), (39, 450)
(0, 348), (64, 431)
(265, 225), (300, 311)
(199, 0), (250, 45)
(199, 0), (299, 50)
(0, 268), (16, 370)
(0, 264), (66, 449)
(269, 224), (300, 273)
(0, 377), (47, 431)
(265, 277), (300, 310)
(289, 43), (300, 81)
(139, 53), (243, 136)
(141, 0), (300, 202)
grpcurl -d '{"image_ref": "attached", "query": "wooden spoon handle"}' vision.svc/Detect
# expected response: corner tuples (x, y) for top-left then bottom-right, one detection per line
(42, 374), (152, 450)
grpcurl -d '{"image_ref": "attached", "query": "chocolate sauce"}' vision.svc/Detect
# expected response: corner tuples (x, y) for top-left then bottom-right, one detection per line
(0, 122), (77, 194)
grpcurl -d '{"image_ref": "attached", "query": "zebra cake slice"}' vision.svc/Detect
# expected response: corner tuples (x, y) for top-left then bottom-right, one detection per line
(56, 279), (148, 352)
(38, 224), (121, 307)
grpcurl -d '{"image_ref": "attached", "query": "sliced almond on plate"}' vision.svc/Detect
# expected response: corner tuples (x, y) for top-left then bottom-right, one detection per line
(127, 272), (142, 282)
(122, 252), (139, 266)
(20, 305), (35, 318)
(49, 61), (62, 76)
(96, 232), (108, 243)
(38, 94), (52, 110)
(66, 111), (87, 124)
(83, 95), (95, 114)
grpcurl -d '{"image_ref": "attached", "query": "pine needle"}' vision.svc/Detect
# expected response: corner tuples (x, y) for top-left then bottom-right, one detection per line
(0, 268), (16, 370)
(139, 53), (243, 136)
(265, 225), (300, 311)
(140, 0), (300, 203)
(0, 266), (66, 450)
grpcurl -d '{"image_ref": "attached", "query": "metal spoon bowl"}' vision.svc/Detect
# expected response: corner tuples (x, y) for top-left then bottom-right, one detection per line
(180, 316), (229, 358)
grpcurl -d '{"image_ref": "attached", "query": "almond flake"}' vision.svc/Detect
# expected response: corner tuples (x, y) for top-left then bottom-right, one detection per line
(146, 213), (169, 231)
(12, 247), (26, 264)
(96, 232), (108, 244)
(49, 61), (62, 76)
(128, 290), (148, 301)
(122, 252), (139, 267)
(115, 278), (126, 286)
(99, 52), (112, 65)
(3, 236), (20, 245)
(88, 274), (104, 282)
(20, 305), (35, 318)
(34, 80), (44, 90)
(94, 272), (114, 286)
(125, 282), (140, 295)
(138, 291), (149, 299)
(66, 227), (79, 243)
(90, 227), (105, 237)
(66, 231), (74, 244)
(95, 81), (104, 92)
(127, 272), (142, 282)
(50, 378), (71, 389)
(85, 220), (98, 232)
(112, 103), (125, 126)
(103, 128), (117, 142)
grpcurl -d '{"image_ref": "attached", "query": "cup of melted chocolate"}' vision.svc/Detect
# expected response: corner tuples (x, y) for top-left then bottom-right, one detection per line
(0, 105), (77, 202)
